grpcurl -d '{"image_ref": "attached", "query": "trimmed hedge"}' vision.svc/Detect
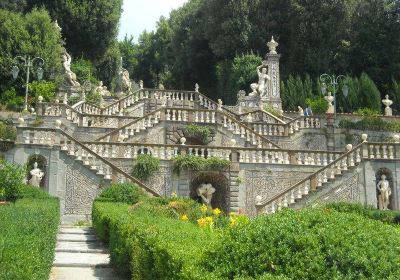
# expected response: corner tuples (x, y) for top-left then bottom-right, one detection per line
(204, 208), (400, 279)
(92, 201), (220, 280)
(0, 192), (59, 280)
(96, 183), (145, 204)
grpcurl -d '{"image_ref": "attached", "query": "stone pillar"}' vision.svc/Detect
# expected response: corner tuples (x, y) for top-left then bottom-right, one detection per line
(264, 37), (282, 110)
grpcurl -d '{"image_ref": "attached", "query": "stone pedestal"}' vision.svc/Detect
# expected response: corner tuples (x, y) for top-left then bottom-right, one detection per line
(58, 85), (82, 100)
(263, 41), (282, 110)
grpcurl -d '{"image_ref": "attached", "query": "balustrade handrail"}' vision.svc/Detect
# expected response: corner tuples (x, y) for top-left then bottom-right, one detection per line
(81, 141), (343, 155)
(95, 107), (164, 141)
(285, 115), (325, 126)
(239, 109), (286, 124)
(257, 142), (364, 209)
(17, 126), (159, 196)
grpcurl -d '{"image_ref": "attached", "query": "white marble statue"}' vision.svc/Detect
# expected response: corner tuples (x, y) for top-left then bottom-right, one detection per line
(382, 95), (393, 116)
(298, 106), (304, 116)
(95, 81), (111, 96)
(62, 51), (80, 87)
(119, 68), (132, 93)
(29, 162), (44, 187)
(139, 80), (144, 89)
(256, 62), (271, 97)
(377, 174), (391, 210)
(196, 183), (215, 206)
(249, 83), (259, 97)
(217, 99), (223, 111)
(195, 83), (200, 92)
(325, 92), (335, 114)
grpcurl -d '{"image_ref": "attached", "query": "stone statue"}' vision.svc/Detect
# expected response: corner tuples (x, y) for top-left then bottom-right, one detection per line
(119, 68), (132, 93)
(139, 80), (144, 89)
(29, 162), (44, 187)
(195, 83), (200, 92)
(267, 36), (279, 54)
(237, 90), (246, 101)
(249, 83), (259, 97)
(325, 92), (335, 114)
(377, 174), (391, 210)
(298, 106), (304, 116)
(382, 95), (393, 116)
(217, 99), (223, 111)
(62, 50), (80, 87)
(196, 183), (215, 206)
(54, 20), (62, 33)
(256, 61), (270, 97)
(95, 81), (111, 96)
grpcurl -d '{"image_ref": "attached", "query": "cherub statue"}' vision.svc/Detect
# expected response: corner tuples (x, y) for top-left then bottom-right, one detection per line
(196, 183), (215, 206)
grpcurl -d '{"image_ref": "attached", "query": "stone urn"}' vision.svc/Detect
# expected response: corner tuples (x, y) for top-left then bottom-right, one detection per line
(382, 95), (393, 116)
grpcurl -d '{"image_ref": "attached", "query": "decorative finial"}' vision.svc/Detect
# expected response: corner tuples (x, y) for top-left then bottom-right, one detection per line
(267, 36), (279, 54)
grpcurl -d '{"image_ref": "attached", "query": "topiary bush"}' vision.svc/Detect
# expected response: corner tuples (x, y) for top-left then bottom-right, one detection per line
(0, 160), (25, 203)
(204, 208), (400, 279)
(132, 154), (160, 181)
(96, 183), (146, 204)
(306, 97), (328, 114)
(184, 124), (214, 144)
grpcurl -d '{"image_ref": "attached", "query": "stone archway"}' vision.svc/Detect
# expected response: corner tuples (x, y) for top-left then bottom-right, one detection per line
(375, 167), (394, 210)
(190, 172), (229, 212)
(26, 154), (47, 188)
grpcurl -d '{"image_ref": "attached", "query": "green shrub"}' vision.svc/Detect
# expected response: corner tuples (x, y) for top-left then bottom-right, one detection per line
(19, 185), (51, 199)
(0, 160), (25, 202)
(173, 155), (230, 175)
(339, 116), (400, 132)
(28, 80), (56, 102)
(306, 97), (328, 114)
(132, 154), (160, 181)
(0, 195), (59, 280)
(0, 88), (24, 111)
(92, 201), (219, 280)
(0, 121), (16, 141)
(263, 104), (282, 117)
(96, 183), (146, 204)
(354, 107), (380, 117)
(204, 208), (400, 279)
(184, 124), (214, 144)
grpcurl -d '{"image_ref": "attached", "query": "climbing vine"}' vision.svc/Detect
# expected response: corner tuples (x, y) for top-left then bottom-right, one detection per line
(132, 154), (160, 181)
(172, 155), (230, 175)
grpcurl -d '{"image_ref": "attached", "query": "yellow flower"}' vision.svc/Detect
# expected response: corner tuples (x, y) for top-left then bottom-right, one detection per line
(229, 216), (237, 227)
(212, 208), (222, 216)
(171, 192), (177, 198)
(200, 204), (208, 213)
(197, 218), (208, 228)
(180, 214), (189, 221)
(205, 216), (213, 223)
(229, 212), (238, 217)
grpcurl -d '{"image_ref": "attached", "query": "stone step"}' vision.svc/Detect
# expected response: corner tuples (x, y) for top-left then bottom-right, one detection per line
(57, 233), (98, 242)
(53, 252), (110, 268)
(56, 241), (107, 254)
(50, 267), (122, 280)
(59, 227), (94, 235)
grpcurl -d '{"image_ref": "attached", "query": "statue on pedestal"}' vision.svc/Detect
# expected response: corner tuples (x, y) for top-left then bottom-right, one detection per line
(298, 106), (304, 116)
(119, 68), (132, 93)
(29, 162), (44, 187)
(62, 50), (80, 87)
(196, 183), (215, 206)
(377, 174), (391, 210)
(382, 95), (393, 116)
(256, 61), (271, 97)
(95, 81), (111, 96)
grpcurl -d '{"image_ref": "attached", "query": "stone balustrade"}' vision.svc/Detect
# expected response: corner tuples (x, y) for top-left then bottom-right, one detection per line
(17, 127), (158, 196)
(239, 110), (286, 124)
(365, 143), (398, 159)
(256, 143), (364, 214)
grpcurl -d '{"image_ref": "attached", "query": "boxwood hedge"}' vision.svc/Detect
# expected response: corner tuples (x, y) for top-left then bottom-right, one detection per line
(0, 190), (59, 280)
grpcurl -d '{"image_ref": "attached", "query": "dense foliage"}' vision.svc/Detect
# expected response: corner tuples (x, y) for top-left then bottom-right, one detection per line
(96, 183), (145, 204)
(0, 119), (16, 141)
(339, 117), (400, 132)
(184, 124), (214, 145)
(204, 208), (400, 279)
(0, 160), (25, 202)
(0, 189), (59, 280)
(93, 193), (400, 280)
(132, 154), (161, 181)
(173, 155), (231, 175)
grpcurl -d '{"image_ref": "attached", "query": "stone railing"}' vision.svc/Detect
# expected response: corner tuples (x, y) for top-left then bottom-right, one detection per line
(364, 142), (399, 159)
(16, 126), (159, 196)
(82, 141), (342, 167)
(239, 110), (286, 124)
(255, 142), (364, 214)
(37, 102), (138, 128)
(96, 107), (281, 149)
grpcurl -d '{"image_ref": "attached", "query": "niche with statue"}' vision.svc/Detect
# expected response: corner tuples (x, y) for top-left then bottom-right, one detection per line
(190, 172), (229, 212)
(26, 154), (47, 188)
(375, 168), (394, 210)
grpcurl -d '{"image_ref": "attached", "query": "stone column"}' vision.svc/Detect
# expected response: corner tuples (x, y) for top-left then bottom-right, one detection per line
(264, 37), (282, 110)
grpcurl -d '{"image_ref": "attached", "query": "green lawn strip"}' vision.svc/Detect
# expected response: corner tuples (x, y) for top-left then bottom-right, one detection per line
(0, 197), (60, 280)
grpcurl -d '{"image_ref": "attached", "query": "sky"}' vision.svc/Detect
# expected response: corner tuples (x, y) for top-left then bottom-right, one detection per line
(118, 0), (188, 41)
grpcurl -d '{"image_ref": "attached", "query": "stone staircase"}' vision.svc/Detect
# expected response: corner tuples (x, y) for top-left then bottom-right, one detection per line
(50, 226), (121, 280)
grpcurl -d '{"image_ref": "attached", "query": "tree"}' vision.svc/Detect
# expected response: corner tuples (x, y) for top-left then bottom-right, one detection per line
(0, 8), (63, 98)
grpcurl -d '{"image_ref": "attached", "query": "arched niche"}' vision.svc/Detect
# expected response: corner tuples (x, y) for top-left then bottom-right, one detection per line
(375, 167), (394, 210)
(190, 172), (229, 212)
(26, 154), (47, 189)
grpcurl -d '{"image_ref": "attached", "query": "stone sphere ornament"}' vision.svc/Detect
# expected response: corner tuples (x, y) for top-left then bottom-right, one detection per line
(230, 139), (237, 147)
(18, 117), (25, 127)
(393, 135), (400, 143)
(361, 134), (368, 142)
(55, 120), (62, 129)
(180, 137), (186, 145)
(346, 144), (353, 151)
(255, 195), (263, 205)
(38, 96), (44, 103)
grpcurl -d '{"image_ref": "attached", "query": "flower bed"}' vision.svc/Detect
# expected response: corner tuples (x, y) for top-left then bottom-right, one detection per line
(0, 189), (59, 280)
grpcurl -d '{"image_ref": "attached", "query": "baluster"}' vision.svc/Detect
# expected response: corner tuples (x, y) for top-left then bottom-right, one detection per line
(303, 181), (310, 195)
(382, 145), (388, 159)
(270, 202), (276, 214)
(356, 149), (361, 163)
(388, 146), (394, 159)
(166, 110), (171, 121)
(369, 145), (375, 158)
(375, 145), (381, 159)
(211, 112), (216, 123)
(205, 112), (210, 123)
(349, 151), (355, 167)
(290, 190), (295, 204)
